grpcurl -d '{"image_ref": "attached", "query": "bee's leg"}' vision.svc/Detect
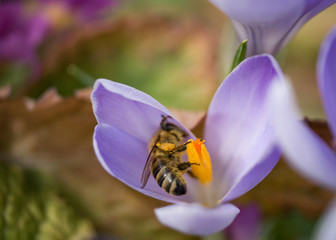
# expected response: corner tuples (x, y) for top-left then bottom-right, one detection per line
(187, 170), (197, 179)
(177, 161), (200, 178)
(168, 140), (192, 154)
(177, 162), (200, 171)
(160, 115), (173, 131)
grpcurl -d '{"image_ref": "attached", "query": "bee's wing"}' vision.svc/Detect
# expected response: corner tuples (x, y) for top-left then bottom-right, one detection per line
(140, 136), (159, 189)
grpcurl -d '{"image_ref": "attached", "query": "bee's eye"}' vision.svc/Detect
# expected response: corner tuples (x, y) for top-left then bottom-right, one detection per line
(182, 131), (188, 138)
(161, 123), (176, 131)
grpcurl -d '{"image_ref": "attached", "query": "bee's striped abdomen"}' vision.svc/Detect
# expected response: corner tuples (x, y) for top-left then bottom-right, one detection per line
(169, 176), (186, 195)
(151, 156), (187, 196)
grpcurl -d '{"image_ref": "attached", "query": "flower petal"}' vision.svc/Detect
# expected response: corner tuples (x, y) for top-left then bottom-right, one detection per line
(313, 197), (336, 240)
(93, 123), (192, 203)
(221, 141), (281, 202)
(210, 0), (305, 55)
(298, 1), (336, 36)
(277, 0), (336, 56)
(91, 78), (194, 142)
(268, 79), (336, 190)
(204, 54), (283, 200)
(210, 0), (336, 55)
(318, 26), (336, 139)
(155, 203), (239, 236)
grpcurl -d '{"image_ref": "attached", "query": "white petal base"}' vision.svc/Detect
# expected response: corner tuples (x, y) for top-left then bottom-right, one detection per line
(155, 203), (240, 236)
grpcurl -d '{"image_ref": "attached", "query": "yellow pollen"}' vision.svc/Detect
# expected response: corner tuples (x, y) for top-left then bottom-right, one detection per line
(156, 142), (175, 151)
(186, 139), (212, 184)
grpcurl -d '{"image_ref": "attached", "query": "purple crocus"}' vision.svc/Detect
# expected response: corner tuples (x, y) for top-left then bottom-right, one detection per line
(91, 54), (283, 235)
(268, 26), (336, 240)
(210, 0), (336, 56)
(0, 2), (49, 77)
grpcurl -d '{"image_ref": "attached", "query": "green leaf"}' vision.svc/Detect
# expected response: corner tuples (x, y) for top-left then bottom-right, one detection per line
(67, 64), (95, 87)
(0, 162), (94, 240)
(230, 39), (248, 73)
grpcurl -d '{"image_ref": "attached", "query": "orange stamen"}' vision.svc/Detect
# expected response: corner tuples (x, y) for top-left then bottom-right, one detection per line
(186, 139), (212, 184)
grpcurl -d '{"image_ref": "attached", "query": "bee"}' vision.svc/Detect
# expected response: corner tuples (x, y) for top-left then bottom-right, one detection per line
(140, 115), (198, 195)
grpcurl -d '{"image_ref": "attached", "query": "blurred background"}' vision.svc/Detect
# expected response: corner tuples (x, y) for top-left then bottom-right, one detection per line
(1, 0), (336, 239)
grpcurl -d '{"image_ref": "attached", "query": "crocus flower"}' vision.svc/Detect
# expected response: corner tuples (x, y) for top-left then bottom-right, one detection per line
(0, 2), (49, 77)
(91, 54), (283, 235)
(268, 26), (336, 240)
(210, 0), (336, 56)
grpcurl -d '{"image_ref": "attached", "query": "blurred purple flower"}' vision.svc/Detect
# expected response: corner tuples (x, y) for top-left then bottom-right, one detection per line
(40, 0), (117, 22)
(210, 0), (336, 56)
(0, 2), (49, 76)
(225, 203), (262, 240)
(91, 54), (283, 235)
(268, 26), (336, 240)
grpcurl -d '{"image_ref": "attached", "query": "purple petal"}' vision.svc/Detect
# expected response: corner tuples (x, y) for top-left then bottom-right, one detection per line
(222, 143), (281, 202)
(94, 123), (192, 203)
(210, 0), (336, 55)
(155, 203), (239, 236)
(268, 80), (336, 190)
(225, 203), (262, 240)
(318, 26), (336, 139)
(210, 0), (304, 55)
(313, 197), (336, 240)
(91, 79), (194, 142)
(91, 79), (196, 203)
(299, 1), (336, 33)
(204, 54), (283, 200)
(279, 0), (336, 56)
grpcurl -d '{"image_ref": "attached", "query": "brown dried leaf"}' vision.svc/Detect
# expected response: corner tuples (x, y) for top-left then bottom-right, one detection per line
(305, 118), (334, 148)
(0, 86), (11, 99)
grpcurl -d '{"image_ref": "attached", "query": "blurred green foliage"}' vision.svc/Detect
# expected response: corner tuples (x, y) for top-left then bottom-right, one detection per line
(0, 63), (30, 96)
(30, 15), (218, 110)
(263, 211), (315, 240)
(0, 162), (94, 240)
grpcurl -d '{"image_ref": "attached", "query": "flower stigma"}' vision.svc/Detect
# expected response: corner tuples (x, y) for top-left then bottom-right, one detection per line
(187, 139), (212, 184)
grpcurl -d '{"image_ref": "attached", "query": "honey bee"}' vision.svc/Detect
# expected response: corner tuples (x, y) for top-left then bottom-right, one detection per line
(140, 115), (198, 195)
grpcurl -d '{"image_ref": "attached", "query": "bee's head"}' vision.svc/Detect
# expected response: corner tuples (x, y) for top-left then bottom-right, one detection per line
(160, 115), (189, 140)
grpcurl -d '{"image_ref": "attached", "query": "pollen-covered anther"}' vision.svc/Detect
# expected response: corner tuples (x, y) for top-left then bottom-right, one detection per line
(186, 139), (212, 184)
